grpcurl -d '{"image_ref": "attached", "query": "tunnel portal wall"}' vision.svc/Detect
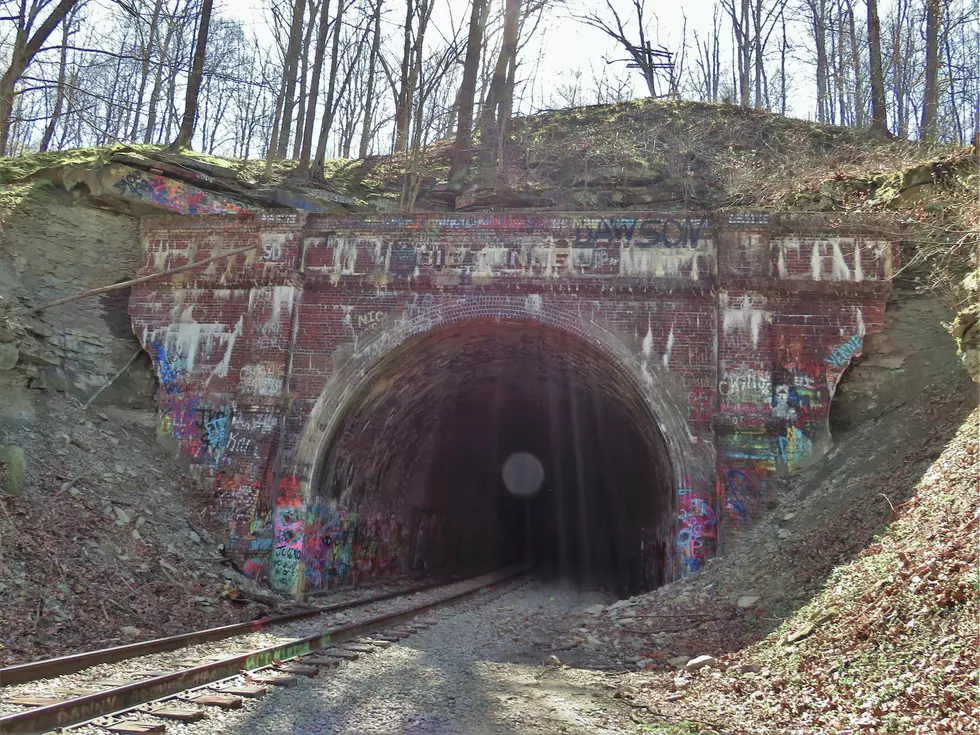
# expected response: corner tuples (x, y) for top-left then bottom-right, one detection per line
(129, 210), (895, 595)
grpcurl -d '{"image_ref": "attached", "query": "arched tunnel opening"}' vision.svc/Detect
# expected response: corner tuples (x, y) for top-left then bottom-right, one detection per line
(310, 318), (676, 595)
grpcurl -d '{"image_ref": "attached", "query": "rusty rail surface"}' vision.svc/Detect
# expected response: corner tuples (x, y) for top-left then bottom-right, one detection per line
(0, 566), (527, 734)
(0, 571), (486, 688)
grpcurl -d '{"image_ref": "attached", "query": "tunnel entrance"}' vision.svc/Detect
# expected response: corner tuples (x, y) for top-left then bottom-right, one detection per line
(310, 318), (676, 594)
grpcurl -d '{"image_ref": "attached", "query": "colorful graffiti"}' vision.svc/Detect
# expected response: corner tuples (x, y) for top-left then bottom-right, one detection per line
(271, 475), (303, 591)
(151, 339), (233, 467)
(297, 506), (432, 589)
(113, 168), (252, 215)
(777, 426), (814, 469)
(675, 488), (718, 574)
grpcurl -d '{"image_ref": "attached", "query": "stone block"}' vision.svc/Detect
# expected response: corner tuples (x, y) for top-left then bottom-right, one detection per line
(1, 446), (27, 496)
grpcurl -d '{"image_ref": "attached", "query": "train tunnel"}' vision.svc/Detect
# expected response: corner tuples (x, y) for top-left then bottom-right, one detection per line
(310, 318), (676, 594)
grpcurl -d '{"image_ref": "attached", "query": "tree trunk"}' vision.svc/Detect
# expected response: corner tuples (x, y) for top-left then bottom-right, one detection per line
(449, 0), (488, 181)
(277, 0), (307, 158)
(867, 0), (889, 135)
(298, 0), (334, 169)
(312, 0), (347, 175)
(358, 0), (383, 159)
(739, 0), (750, 105)
(144, 17), (175, 144)
(921, 0), (940, 142)
(0, 0), (83, 156)
(393, 0), (415, 153)
(813, 0), (828, 122)
(130, 0), (164, 142)
(846, 0), (864, 127)
(780, 9), (787, 114)
(171, 0), (213, 150)
(292, 13), (315, 160)
(479, 0), (521, 147)
(753, 0), (763, 108)
(40, 16), (74, 152)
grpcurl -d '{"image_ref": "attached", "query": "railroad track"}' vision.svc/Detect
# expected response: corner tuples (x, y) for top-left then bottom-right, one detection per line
(0, 566), (528, 734)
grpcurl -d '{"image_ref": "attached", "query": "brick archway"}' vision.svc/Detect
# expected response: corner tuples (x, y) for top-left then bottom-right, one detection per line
(282, 297), (705, 595)
(292, 295), (697, 500)
(129, 210), (895, 595)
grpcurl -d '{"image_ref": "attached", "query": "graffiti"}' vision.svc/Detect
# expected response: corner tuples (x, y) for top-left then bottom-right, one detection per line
(113, 169), (251, 215)
(303, 507), (356, 587)
(572, 217), (706, 249)
(225, 432), (257, 456)
(271, 476), (303, 591)
(231, 413), (278, 434)
(240, 364), (282, 397)
(825, 334), (862, 368)
(260, 234), (287, 261)
(675, 489), (717, 575)
(356, 311), (387, 332)
(151, 339), (187, 395)
(150, 339), (236, 465)
(777, 427), (813, 469)
(719, 370), (772, 407)
(687, 387), (712, 423)
(770, 385), (796, 421)
(299, 506), (424, 589)
(724, 469), (752, 524)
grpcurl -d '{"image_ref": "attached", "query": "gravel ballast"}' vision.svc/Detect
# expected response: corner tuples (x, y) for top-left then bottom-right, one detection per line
(68, 581), (646, 734)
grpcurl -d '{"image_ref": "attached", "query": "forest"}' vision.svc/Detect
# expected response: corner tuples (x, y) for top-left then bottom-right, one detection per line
(0, 0), (976, 175)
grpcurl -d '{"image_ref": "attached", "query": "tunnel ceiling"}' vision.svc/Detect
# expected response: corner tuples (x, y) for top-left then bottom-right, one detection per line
(316, 318), (676, 590)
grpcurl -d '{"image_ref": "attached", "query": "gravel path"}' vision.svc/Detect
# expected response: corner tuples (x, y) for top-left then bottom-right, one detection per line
(0, 571), (510, 717)
(68, 581), (645, 734)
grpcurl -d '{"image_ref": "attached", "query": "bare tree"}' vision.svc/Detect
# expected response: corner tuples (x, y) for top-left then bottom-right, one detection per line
(357, 0), (383, 159)
(867, 0), (890, 134)
(920, 0), (940, 141)
(449, 0), (489, 181)
(0, 0), (85, 154)
(575, 0), (674, 99)
(170, 0), (212, 149)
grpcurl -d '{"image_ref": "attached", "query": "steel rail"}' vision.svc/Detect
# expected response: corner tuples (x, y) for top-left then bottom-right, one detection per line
(0, 570), (487, 688)
(0, 566), (527, 734)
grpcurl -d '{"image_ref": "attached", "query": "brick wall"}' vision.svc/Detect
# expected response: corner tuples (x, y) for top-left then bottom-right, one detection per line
(129, 210), (896, 594)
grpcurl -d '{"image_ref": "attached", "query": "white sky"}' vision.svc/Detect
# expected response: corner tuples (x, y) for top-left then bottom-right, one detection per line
(219, 0), (822, 121)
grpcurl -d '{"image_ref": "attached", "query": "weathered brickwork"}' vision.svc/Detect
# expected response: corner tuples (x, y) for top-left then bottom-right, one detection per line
(129, 210), (895, 594)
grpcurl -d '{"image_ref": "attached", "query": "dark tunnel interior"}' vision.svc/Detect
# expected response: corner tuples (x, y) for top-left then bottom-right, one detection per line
(314, 318), (676, 594)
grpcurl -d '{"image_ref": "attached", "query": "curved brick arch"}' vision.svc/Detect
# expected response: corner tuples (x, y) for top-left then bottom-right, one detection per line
(290, 294), (697, 501)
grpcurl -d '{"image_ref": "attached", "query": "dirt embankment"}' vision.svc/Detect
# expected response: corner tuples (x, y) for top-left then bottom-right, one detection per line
(565, 288), (977, 734)
(0, 183), (292, 666)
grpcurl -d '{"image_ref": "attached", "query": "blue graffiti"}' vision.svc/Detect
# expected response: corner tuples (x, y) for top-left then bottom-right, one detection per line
(825, 334), (862, 368)
(777, 427), (813, 466)
(725, 469), (751, 524)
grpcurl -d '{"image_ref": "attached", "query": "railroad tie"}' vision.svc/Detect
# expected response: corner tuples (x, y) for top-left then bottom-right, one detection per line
(339, 644), (377, 654)
(215, 685), (267, 698)
(190, 693), (244, 709)
(276, 663), (319, 677)
(248, 674), (298, 687)
(322, 649), (360, 660)
(104, 722), (166, 734)
(143, 707), (208, 723)
(302, 657), (342, 667)
(3, 696), (64, 707)
(369, 633), (403, 642)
